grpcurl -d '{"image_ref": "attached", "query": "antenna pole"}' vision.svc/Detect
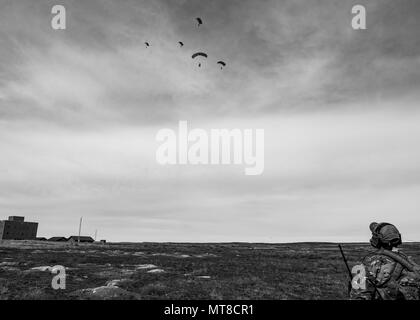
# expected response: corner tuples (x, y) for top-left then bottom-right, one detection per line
(78, 217), (82, 244)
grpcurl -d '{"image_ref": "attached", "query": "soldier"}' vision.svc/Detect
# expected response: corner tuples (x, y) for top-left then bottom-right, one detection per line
(350, 222), (420, 300)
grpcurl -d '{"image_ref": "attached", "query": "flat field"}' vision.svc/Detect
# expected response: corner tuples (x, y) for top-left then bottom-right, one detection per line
(0, 241), (419, 300)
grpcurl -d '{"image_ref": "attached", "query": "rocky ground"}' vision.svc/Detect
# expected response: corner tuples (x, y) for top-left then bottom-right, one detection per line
(0, 240), (419, 300)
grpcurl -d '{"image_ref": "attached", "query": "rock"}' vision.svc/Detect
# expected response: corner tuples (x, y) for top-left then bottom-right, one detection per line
(147, 268), (165, 273)
(31, 250), (44, 254)
(70, 286), (139, 300)
(2, 267), (20, 272)
(136, 264), (157, 270)
(195, 253), (218, 258)
(0, 262), (18, 266)
(106, 279), (126, 286)
(30, 266), (51, 272)
(106, 279), (122, 287)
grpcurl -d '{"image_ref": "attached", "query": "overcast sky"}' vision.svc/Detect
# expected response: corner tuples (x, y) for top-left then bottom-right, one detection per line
(0, 0), (419, 242)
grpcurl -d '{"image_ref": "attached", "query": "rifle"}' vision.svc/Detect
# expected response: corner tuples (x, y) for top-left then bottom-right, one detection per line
(338, 244), (383, 300)
(338, 244), (353, 294)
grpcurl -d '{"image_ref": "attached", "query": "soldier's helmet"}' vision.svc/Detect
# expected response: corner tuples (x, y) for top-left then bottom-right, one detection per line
(369, 222), (402, 249)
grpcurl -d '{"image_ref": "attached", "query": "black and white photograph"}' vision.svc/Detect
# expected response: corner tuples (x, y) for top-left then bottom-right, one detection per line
(0, 0), (419, 309)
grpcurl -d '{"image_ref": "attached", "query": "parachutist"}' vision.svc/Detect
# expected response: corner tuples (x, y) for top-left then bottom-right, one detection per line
(217, 61), (226, 69)
(192, 52), (207, 68)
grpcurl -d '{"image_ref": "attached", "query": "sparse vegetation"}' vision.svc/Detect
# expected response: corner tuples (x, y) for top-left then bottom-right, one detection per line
(0, 240), (419, 300)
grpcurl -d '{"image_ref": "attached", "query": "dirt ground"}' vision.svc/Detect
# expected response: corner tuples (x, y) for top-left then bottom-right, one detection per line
(0, 240), (419, 300)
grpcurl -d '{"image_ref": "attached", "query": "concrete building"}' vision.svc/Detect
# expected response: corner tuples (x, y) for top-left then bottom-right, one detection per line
(67, 236), (94, 243)
(0, 216), (38, 240)
(48, 237), (67, 242)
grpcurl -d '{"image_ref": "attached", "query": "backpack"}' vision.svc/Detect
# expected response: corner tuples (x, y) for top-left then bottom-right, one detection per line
(379, 249), (420, 275)
(379, 249), (420, 300)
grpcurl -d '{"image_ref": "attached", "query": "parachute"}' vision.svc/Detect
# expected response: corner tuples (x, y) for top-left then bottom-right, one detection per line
(192, 52), (207, 68)
(178, 41), (184, 47)
(217, 61), (226, 69)
(196, 17), (203, 27)
(192, 52), (208, 59)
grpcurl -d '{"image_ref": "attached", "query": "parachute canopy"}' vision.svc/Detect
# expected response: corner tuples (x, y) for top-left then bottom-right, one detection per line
(192, 52), (208, 59)
(196, 17), (203, 26)
(217, 61), (226, 66)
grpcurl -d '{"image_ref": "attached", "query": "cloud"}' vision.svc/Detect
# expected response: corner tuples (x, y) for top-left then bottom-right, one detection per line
(0, 0), (419, 241)
(1, 0), (420, 125)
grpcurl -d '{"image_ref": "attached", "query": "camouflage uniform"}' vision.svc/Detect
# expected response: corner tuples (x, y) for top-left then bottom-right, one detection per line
(350, 249), (420, 300)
